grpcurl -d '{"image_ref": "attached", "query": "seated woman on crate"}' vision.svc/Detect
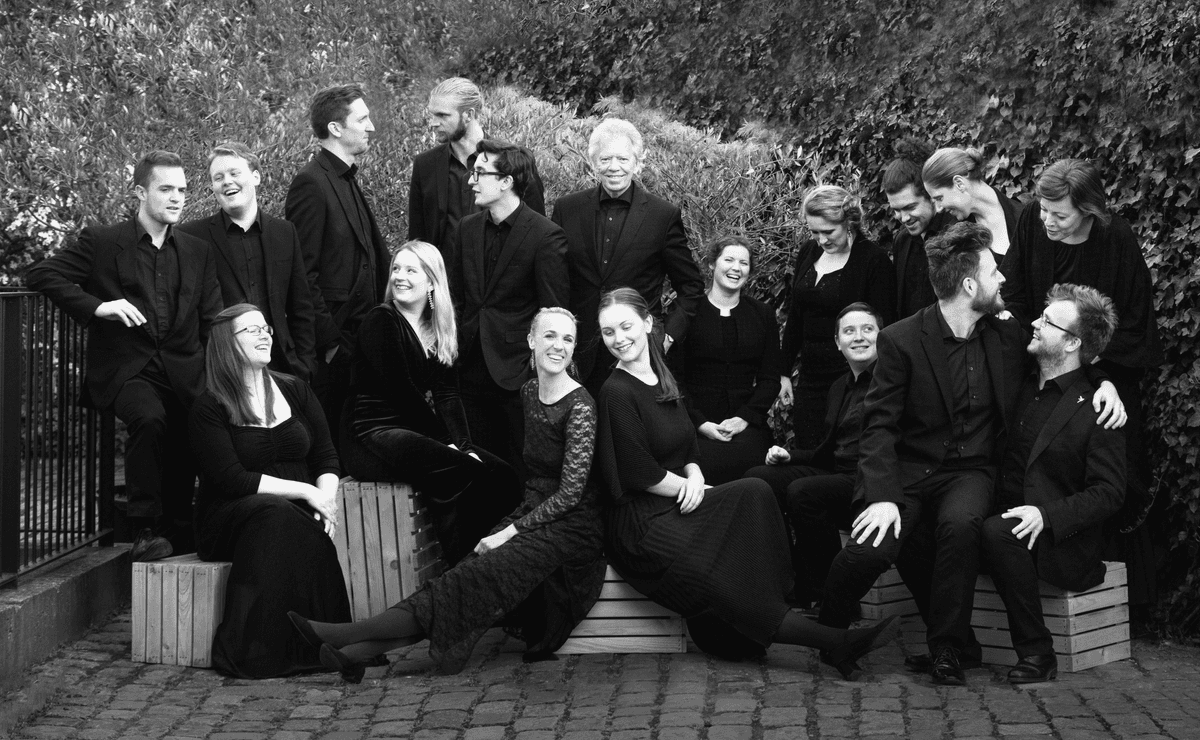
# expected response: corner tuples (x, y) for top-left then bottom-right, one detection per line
(338, 240), (520, 565)
(594, 287), (898, 679)
(290, 307), (608, 681)
(189, 303), (350, 679)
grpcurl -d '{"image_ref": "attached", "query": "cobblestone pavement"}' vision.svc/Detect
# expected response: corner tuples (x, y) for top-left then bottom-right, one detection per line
(5, 612), (1200, 740)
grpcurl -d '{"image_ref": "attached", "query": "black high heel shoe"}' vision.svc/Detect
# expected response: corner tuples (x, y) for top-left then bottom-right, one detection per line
(821, 615), (900, 681)
(319, 643), (367, 684)
(288, 611), (323, 648)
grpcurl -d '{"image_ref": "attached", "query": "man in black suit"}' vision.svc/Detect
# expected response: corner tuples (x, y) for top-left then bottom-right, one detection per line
(178, 141), (317, 380)
(551, 118), (704, 398)
(881, 141), (957, 319)
(408, 77), (545, 256)
(448, 139), (569, 471)
(981, 283), (1125, 683)
(26, 151), (222, 561)
(285, 84), (391, 442)
(745, 301), (881, 608)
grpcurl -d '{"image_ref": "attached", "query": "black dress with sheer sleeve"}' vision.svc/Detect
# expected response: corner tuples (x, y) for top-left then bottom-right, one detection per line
(190, 374), (350, 679)
(392, 380), (607, 673)
(596, 368), (794, 659)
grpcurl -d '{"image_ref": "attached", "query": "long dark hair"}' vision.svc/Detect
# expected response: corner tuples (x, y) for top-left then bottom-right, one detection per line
(598, 287), (682, 403)
(205, 303), (277, 426)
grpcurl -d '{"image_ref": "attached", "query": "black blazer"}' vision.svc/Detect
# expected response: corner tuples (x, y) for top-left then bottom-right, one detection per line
(407, 142), (546, 252)
(177, 210), (317, 380)
(779, 233), (897, 373)
(995, 371), (1126, 591)
(449, 203), (570, 391)
(284, 149), (390, 352)
(893, 211), (955, 319)
(25, 219), (223, 409)
(855, 304), (1030, 506)
(551, 183), (704, 380)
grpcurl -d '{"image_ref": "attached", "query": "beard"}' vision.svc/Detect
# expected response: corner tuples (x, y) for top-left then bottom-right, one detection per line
(970, 287), (1005, 315)
(1030, 339), (1069, 368)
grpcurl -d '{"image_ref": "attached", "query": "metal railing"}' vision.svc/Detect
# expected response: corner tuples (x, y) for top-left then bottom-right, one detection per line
(0, 289), (114, 588)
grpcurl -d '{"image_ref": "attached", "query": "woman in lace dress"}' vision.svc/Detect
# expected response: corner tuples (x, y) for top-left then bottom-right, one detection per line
(289, 307), (606, 680)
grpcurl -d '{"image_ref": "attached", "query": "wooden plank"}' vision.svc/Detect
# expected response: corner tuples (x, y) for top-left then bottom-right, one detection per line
(860, 583), (915, 605)
(860, 600), (920, 620)
(981, 639), (1131, 672)
(971, 587), (1128, 617)
(975, 623), (1129, 654)
(176, 566), (194, 668)
(192, 566), (211, 668)
(160, 564), (178, 665)
(131, 563), (147, 663)
(972, 604), (1129, 635)
(359, 481), (387, 618)
(570, 617), (685, 637)
(873, 567), (906, 588)
(333, 481), (354, 592)
(558, 634), (687, 654)
(599, 581), (646, 600)
(976, 562), (1127, 596)
(395, 487), (419, 600)
(344, 483), (371, 621)
(376, 483), (404, 607)
(587, 600), (678, 619)
(145, 564), (163, 664)
(604, 565), (622, 580)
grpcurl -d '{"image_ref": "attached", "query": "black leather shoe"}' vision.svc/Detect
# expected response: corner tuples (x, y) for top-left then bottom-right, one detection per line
(905, 651), (982, 673)
(319, 643), (366, 684)
(1008, 654), (1057, 684)
(930, 647), (965, 686)
(821, 615), (900, 681)
(130, 529), (173, 563)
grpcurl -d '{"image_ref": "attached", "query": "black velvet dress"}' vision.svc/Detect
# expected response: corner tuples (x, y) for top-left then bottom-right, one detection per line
(597, 368), (793, 659)
(190, 375), (350, 679)
(675, 296), (781, 484)
(396, 380), (606, 673)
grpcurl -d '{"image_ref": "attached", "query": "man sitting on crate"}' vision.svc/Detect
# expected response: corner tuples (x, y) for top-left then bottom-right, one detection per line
(981, 283), (1126, 684)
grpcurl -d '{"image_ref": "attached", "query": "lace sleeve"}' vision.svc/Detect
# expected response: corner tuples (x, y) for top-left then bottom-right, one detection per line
(515, 394), (598, 531)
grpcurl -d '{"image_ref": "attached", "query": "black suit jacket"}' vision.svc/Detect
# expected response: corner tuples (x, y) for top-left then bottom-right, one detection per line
(25, 219), (222, 409)
(551, 183), (704, 380)
(855, 304), (1030, 506)
(285, 149), (390, 352)
(995, 371), (1126, 591)
(893, 211), (955, 319)
(177, 210), (317, 380)
(407, 142), (546, 253)
(449, 203), (569, 390)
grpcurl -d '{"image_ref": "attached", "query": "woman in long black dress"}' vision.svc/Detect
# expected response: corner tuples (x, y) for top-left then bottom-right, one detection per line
(190, 303), (350, 679)
(778, 186), (895, 449)
(922, 146), (1024, 260)
(340, 241), (520, 564)
(289, 307), (607, 680)
(674, 235), (780, 484)
(596, 288), (897, 679)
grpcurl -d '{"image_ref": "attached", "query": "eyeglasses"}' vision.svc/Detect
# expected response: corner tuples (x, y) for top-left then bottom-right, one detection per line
(469, 168), (508, 181)
(1038, 312), (1077, 338)
(235, 324), (274, 337)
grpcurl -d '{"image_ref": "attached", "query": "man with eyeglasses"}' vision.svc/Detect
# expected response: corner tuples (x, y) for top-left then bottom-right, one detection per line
(179, 142), (317, 381)
(447, 139), (568, 474)
(550, 118), (704, 398)
(980, 283), (1125, 683)
(27, 150), (223, 562)
(408, 78), (546, 257)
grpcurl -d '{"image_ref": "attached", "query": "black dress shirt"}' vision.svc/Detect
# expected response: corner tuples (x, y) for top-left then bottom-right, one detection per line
(483, 206), (519, 283)
(220, 211), (270, 323)
(596, 184), (633, 267)
(446, 155), (471, 238)
(999, 366), (1086, 516)
(937, 307), (996, 468)
(831, 365), (873, 473)
(134, 221), (180, 339)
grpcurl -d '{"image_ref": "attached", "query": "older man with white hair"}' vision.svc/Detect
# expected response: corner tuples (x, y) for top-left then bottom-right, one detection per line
(550, 118), (704, 397)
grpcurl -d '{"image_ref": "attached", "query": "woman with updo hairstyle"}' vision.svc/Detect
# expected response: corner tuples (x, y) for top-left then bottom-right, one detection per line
(672, 234), (781, 483)
(291, 307), (606, 681)
(921, 146), (1024, 258)
(339, 240), (520, 565)
(778, 185), (895, 449)
(594, 288), (897, 677)
(189, 303), (350, 679)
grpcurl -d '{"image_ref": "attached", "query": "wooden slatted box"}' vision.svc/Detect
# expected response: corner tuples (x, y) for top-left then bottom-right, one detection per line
(334, 479), (444, 621)
(838, 532), (920, 620)
(131, 554), (231, 667)
(972, 561), (1130, 672)
(558, 566), (687, 654)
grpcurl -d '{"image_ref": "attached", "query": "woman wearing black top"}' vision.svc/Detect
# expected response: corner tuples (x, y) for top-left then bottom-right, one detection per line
(340, 241), (520, 564)
(922, 146), (1024, 260)
(190, 303), (349, 679)
(596, 288), (897, 679)
(778, 186), (895, 449)
(674, 235), (781, 484)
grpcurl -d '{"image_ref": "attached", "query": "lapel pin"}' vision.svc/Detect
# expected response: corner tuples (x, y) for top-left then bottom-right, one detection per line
(1077, 395), (1085, 404)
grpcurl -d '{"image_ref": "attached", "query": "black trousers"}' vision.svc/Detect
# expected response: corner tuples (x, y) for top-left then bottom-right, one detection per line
(111, 359), (195, 531)
(980, 515), (1056, 658)
(312, 344), (353, 451)
(820, 468), (992, 653)
(745, 463), (854, 603)
(459, 349), (526, 479)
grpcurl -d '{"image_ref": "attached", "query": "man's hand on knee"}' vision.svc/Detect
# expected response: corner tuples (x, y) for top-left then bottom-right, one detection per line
(852, 502), (901, 547)
(1000, 506), (1044, 550)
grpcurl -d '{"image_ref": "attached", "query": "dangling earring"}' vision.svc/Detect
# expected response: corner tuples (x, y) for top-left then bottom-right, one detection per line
(529, 350), (537, 370)
(568, 360), (579, 380)
(427, 289), (435, 311)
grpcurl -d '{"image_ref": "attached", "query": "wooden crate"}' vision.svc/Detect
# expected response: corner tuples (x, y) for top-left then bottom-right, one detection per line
(860, 566), (920, 620)
(334, 479), (444, 621)
(131, 554), (230, 667)
(557, 566), (687, 654)
(972, 561), (1130, 672)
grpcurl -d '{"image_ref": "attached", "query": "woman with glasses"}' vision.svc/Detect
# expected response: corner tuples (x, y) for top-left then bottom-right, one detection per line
(189, 303), (350, 678)
(339, 241), (520, 565)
